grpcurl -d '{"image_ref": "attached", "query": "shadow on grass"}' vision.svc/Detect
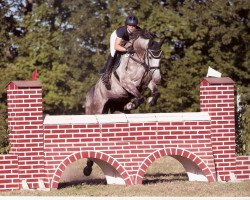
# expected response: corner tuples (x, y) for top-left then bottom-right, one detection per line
(142, 172), (188, 185)
(58, 178), (107, 189)
(58, 173), (188, 189)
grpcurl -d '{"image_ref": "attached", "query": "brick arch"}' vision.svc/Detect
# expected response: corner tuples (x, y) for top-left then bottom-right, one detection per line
(51, 151), (132, 188)
(135, 148), (216, 184)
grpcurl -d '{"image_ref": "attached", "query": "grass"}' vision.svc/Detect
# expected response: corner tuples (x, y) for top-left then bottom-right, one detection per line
(1, 157), (250, 197)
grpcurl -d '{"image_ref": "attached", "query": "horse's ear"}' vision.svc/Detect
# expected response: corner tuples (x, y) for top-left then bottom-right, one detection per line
(148, 39), (153, 48)
(141, 30), (155, 39)
(158, 36), (166, 47)
(129, 29), (140, 40)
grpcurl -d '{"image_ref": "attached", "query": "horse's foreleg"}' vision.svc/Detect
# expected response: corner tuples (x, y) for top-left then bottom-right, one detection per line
(147, 81), (160, 106)
(120, 81), (144, 110)
(147, 72), (161, 106)
(147, 89), (160, 106)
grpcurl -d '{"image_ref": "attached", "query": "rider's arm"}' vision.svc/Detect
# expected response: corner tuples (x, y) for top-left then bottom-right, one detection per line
(114, 37), (127, 52)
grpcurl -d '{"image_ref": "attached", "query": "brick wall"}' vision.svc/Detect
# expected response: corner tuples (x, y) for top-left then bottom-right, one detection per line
(200, 77), (236, 181)
(0, 155), (19, 191)
(43, 113), (216, 188)
(236, 156), (250, 180)
(6, 81), (45, 189)
(1, 77), (249, 191)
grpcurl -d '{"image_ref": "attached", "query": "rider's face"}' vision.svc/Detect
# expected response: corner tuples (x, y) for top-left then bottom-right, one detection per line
(127, 25), (136, 33)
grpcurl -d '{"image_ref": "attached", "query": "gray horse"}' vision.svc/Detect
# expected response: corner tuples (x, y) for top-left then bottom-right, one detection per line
(83, 30), (165, 176)
(85, 29), (165, 115)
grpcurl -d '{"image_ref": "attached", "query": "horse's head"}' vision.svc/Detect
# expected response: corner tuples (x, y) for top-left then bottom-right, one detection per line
(127, 29), (165, 71)
(146, 36), (165, 70)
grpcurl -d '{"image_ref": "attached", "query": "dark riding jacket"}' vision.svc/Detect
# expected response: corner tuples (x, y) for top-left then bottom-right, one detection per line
(116, 26), (141, 42)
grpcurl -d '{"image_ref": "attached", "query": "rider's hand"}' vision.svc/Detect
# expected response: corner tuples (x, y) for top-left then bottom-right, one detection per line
(126, 46), (134, 54)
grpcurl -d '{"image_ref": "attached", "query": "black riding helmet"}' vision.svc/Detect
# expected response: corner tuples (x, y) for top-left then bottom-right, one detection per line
(125, 15), (139, 26)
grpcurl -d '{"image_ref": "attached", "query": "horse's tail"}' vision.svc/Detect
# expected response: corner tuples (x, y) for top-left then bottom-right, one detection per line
(82, 103), (85, 109)
(84, 84), (96, 114)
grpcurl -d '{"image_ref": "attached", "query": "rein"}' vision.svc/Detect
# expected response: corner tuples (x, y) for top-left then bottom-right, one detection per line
(126, 44), (162, 89)
(125, 34), (162, 71)
(129, 48), (162, 71)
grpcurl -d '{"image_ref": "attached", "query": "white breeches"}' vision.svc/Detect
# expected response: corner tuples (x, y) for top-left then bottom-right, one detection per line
(110, 30), (117, 57)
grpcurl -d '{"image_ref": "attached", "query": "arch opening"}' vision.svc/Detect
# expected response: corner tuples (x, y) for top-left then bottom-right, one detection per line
(136, 148), (215, 185)
(172, 155), (208, 182)
(51, 151), (132, 189)
(142, 156), (188, 185)
(58, 158), (107, 189)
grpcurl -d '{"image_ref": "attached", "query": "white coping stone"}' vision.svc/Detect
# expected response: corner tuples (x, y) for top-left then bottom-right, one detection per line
(43, 112), (210, 125)
(95, 113), (128, 123)
(43, 115), (98, 125)
(125, 113), (158, 123)
(155, 112), (210, 122)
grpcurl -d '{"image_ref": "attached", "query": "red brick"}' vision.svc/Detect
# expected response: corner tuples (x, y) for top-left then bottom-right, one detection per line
(137, 127), (150, 131)
(185, 122), (198, 125)
(158, 122), (171, 126)
(130, 123), (143, 126)
(115, 123), (129, 127)
(116, 132), (129, 137)
(102, 124), (115, 128)
(109, 128), (122, 132)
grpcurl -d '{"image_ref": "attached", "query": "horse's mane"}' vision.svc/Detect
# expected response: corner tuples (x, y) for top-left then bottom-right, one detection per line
(129, 29), (156, 40)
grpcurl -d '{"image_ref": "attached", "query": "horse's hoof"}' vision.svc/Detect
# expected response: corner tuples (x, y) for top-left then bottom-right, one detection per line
(124, 102), (134, 110)
(83, 166), (92, 176)
(87, 160), (94, 167)
(147, 97), (153, 104)
(139, 97), (145, 104)
(150, 101), (156, 106)
(133, 97), (144, 109)
(148, 98), (157, 106)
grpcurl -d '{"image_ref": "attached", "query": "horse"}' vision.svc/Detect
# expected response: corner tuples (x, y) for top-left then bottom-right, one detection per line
(83, 29), (166, 176)
(85, 29), (165, 114)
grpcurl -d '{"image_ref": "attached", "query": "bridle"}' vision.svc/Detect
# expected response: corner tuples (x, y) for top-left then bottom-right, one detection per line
(125, 35), (163, 72)
(113, 36), (163, 88)
(128, 46), (163, 72)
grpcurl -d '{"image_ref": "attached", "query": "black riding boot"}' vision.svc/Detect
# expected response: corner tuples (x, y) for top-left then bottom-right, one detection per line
(101, 54), (115, 90)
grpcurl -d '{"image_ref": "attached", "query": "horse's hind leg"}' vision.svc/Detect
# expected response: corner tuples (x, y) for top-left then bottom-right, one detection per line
(83, 159), (94, 176)
(84, 82), (108, 175)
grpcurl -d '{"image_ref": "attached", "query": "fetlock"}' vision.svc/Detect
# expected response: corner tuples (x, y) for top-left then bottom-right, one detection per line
(133, 96), (145, 109)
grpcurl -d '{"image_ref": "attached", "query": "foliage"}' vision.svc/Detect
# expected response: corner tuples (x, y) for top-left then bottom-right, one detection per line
(0, 0), (249, 154)
(241, 107), (250, 155)
(0, 103), (10, 154)
(237, 105), (250, 155)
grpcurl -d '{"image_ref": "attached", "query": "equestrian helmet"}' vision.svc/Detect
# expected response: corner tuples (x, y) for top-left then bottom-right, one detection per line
(125, 15), (138, 26)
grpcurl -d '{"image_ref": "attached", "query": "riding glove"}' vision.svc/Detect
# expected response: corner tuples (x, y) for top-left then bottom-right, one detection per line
(126, 46), (134, 54)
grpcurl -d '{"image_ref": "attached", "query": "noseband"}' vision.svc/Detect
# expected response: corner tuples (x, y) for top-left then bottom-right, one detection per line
(129, 48), (162, 71)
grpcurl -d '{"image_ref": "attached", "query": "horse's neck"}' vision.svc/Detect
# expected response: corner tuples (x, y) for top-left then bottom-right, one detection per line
(116, 53), (144, 76)
(115, 37), (149, 75)
(133, 38), (149, 56)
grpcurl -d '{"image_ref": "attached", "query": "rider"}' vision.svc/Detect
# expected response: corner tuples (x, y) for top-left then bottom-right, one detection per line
(100, 15), (141, 90)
